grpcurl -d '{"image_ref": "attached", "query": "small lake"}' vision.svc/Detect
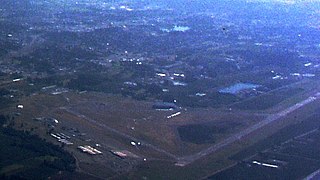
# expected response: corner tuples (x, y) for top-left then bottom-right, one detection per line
(219, 83), (261, 94)
(172, 26), (190, 32)
(161, 26), (190, 32)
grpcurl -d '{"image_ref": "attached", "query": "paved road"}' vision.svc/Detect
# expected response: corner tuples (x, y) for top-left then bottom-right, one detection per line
(61, 107), (178, 159)
(304, 168), (320, 180)
(60, 92), (320, 166)
(176, 92), (320, 166)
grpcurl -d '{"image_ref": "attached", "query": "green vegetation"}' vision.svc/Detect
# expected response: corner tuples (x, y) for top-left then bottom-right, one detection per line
(0, 88), (13, 109)
(0, 115), (76, 179)
(231, 112), (320, 161)
(177, 122), (242, 144)
(232, 88), (304, 110)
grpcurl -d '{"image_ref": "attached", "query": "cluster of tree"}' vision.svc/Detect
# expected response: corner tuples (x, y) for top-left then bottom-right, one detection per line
(0, 115), (76, 179)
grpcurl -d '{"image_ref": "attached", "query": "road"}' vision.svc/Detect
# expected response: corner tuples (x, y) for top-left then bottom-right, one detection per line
(176, 92), (320, 166)
(61, 107), (178, 160)
(304, 168), (320, 180)
(60, 92), (320, 166)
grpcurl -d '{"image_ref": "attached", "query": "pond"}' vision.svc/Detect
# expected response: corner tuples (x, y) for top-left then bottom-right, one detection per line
(219, 83), (261, 94)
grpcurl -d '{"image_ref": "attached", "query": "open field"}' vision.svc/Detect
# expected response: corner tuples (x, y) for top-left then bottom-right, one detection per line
(211, 113), (320, 179)
(5, 78), (320, 179)
(123, 90), (320, 180)
(13, 91), (263, 157)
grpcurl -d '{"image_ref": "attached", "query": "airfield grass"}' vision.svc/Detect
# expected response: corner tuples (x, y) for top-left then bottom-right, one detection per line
(6, 80), (320, 179)
(122, 95), (320, 179)
(7, 91), (262, 179)
(232, 79), (320, 112)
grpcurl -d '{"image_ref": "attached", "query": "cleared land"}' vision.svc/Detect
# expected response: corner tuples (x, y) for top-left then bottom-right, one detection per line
(6, 78), (320, 179)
